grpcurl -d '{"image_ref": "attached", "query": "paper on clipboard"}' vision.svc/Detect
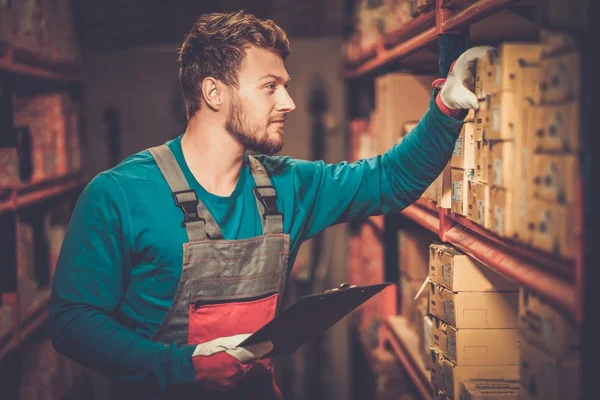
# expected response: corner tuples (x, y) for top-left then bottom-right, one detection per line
(239, 282), (392, 357)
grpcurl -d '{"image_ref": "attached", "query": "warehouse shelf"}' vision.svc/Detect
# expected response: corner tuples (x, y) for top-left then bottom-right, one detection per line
(381, 316), (432, 400)
(0, 293), (18, 361)
(398, 196), (577, 317)
(0, 44), (83, 84)
(344, 0), (535, 77)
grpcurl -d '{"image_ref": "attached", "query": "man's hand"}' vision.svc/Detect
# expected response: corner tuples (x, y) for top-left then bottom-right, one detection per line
(192, 333), (273, 363)
(439, 46), (496, 111)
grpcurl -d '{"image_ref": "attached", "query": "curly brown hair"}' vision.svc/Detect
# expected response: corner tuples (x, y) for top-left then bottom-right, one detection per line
(178, 10), (291, 119)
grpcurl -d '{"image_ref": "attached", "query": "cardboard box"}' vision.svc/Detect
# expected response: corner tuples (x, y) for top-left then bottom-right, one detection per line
(451, 123), (476, 170)
(531, 154), (578, 205)
(487, 91), (517, 141)
(429, 283), (518, 329)
(0, 148), (20, 185)
(490, 187), (515, 238)
(424, 176), (440, 203)
(475, 53), (494, 100)
(489, 141), (514, 189)
(398, 227), (436, 280)
(535, 102), (580, 152)
(519, 341), (580, 400)
(517, 64), (542, 106)
(451, 168), (475, 216)
(430, 348), (519, 400)
(429, 243), (517, 292)
(460, 379), (521, 400)
(540, 51), (580, 104)
(375, 73), (437, 154)
(437, 164), (452, 209)
(540, 29), (577, 58)
(488, 43), (542, 94)
(518, 288), (579, 359)
(475, 96), (490, 141)
(431, 317), (519, 366)
(468, 181), (491, 229)
(423, 314), (433, 370)
(527, 199), (575, 258)
(474, 140), (489, 183)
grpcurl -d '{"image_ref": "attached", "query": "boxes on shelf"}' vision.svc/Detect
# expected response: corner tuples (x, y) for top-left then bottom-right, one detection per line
(431, 316), (519, 366)
(468, 181), (490, 229)
(486, 91), (518, 141)
(540, 29), (577, 58)
(459, 379), (521, 400)
(437, 163), (452, 209)
(531, 154), (578, 205)
(540, 51), (580, 104)
(518, 288), (579, 359)
(475, 53), (494, 99)
(0, 148), (20, 185)
(535, 102), (580, 152)
(487, 43), (542, 94)
(430, 348), (519, 400)
(374, 73), (436, 154)
(398, 227), (435, 280)
(474, 140), (489, 183)
(451, 123), (476, 170)
(519, 340), (580, 400)
(526, 199), (575, 258)
(428, 283), (518, 329)
(489, 141), (514, 189)
(490, 186), (515, 238)
(429, 244), (517, 292)
(451, 168), (474, 216)
(474, 95), (489, 140)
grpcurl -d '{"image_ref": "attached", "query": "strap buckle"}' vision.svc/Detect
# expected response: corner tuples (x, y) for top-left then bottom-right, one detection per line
(173, 189), (204, 227)
(253, 186), (282, 220)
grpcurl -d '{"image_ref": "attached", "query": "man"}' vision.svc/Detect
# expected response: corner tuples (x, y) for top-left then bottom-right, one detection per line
(49, 10), (490, 400)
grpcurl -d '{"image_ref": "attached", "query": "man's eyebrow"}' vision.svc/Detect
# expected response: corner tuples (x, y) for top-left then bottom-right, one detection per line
(259, 74), (292, 85)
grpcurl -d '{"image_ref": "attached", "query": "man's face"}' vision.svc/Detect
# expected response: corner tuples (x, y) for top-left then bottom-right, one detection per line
(225, 46), (296, 155)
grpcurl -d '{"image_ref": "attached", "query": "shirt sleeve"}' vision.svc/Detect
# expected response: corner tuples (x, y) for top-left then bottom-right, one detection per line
(49, 172), (196, 389)
(295, 92), (464, 240)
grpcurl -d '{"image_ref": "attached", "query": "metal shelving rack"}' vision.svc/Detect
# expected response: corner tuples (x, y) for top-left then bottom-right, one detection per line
(343, 0), (589, 398)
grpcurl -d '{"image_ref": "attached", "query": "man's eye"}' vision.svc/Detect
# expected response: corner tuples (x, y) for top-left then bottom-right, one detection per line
(265, 83), (276, 90)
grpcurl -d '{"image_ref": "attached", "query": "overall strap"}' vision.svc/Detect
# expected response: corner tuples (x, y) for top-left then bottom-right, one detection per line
(148, 145), (223, 240)
(248, 155), (283, 234)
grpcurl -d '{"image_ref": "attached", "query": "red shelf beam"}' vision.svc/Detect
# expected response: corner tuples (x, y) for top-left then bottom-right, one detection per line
(401, 202), (440, 234)
(439, 0), (522, 33)
(0, 46), (83, 84)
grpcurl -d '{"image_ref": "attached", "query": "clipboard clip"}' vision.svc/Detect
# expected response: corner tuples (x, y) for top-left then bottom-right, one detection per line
(324, 282), (356, 293)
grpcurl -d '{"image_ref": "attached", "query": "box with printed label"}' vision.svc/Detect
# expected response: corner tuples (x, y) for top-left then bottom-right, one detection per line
(451, 168), (474, 216)
(490, 187), (515, 238)
(486, 91), (517, 141)
(526, 199), (575, 258)
(429, 243), (517, 292)
(519, 341), (580, 400)
(535, 102), (580, 152)
(430, 348), (519, 400)
(451, 123), (476, 170)
(398, 227), (436, 280)
(429, 283), (518, 329)
(460, 379), (521, 400)
(487, 43), (542, 94)
(540, 51), (580, 104)
(489, 141), (514, 189)
(431, 316), (519, 366)
(518, 288), (579, 359)
(475, 52), (494, 99)
(474, 140), (489, 183)
(468, 181), (491, 229)
(437, 164), (452, 209)
(375, 73), (437, 154)
(531, 154), (578, 205)
(475, 96), (489, 141)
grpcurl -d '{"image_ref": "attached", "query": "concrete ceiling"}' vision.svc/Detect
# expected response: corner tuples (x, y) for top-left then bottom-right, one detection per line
(75, 0), (346, 50)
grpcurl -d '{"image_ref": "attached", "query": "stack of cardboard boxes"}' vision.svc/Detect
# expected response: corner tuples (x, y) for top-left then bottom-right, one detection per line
(427, 243), (521, 399)
(525, 31), (581, 259)
(518, 289), (580, 400)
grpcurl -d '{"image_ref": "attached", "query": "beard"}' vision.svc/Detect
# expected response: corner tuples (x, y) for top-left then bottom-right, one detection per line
(225, 94), (284, 155)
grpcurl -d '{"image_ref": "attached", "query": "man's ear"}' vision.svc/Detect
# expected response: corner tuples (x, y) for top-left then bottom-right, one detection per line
(201, 77), (223, 111)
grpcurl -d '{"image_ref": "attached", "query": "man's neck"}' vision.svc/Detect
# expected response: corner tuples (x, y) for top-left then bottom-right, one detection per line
(181, 116), (245, 197)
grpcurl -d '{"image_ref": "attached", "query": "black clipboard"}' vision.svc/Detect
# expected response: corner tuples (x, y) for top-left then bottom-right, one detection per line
(239, 282), (392, 357)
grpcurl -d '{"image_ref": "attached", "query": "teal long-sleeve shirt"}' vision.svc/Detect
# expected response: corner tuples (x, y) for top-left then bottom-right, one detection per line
(49, 93), (464, 389)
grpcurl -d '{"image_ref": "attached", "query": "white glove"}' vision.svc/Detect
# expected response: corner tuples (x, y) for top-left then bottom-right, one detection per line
(439, 46), (496, 110)
(192, 334), (274, 364)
